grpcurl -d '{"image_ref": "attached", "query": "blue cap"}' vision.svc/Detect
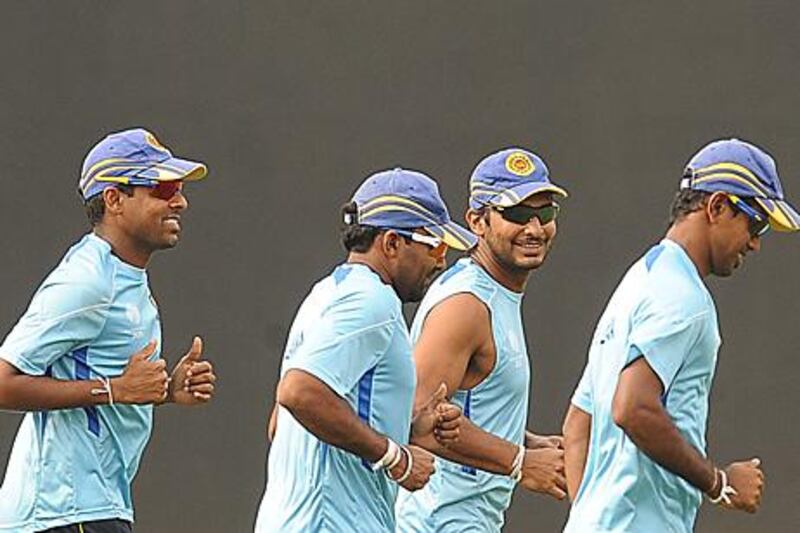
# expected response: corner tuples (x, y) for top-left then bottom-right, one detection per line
(681, 138), (800, 232)
(79, 128), (207, 201)
(469, 147), (568, 210)
(351, 168), (477, 251)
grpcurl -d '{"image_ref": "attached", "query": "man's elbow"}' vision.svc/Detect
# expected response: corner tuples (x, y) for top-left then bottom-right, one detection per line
(276, 372), (315, 416)
(611, 394), (646, 436)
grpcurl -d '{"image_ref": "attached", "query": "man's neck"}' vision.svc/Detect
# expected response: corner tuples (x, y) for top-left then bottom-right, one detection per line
(346, 252), (392, 286)
(93, 226), (151, 269)
(664, 220), (710, 278)
(469, 244), (529, 293)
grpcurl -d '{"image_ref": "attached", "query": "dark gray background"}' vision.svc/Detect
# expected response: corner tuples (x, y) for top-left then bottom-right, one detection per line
(1, 2), (798, 531)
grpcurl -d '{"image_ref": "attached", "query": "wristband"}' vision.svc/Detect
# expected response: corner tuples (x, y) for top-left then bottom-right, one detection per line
(395, 446), (414, 483)
(509, 444), (525, 482)
(708, 468), (737, 505)
(371, 438), (401, 472)
(90, 376), (114, 406)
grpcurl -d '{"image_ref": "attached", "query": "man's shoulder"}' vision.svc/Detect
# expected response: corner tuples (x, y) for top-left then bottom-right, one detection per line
(428, 259), (497, 303)
(322, 265), (401, 325)
(38, 235), (116, 307)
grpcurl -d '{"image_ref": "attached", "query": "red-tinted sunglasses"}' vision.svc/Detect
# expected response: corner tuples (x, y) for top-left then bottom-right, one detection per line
(124, 178), (184, 200)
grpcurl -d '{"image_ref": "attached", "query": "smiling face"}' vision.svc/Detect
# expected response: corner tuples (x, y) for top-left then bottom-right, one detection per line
(470, 192), (558, 274)
(707, 193), (763, 277)
(102, 182), (189, 255)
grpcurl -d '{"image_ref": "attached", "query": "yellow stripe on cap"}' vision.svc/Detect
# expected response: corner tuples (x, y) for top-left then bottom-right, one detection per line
(359, 194), (442, 221)
(692, 162), (770, 197)
(754, 198), (800, 232)
(82, 157), (128, 182)
(692, 173), (768, 197)
(359, 203), (442, 228)
(698, 162), (764, 186)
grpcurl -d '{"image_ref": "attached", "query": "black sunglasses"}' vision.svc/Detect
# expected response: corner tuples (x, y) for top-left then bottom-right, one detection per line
(727, 195), (770, 238)
(493, 202), (560, 226)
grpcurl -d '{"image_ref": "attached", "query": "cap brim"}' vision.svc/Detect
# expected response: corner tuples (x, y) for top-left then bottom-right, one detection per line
(135, 156), (207, 182)
(492, 181), (568, 207)
(425, 221), (477, 251)
(754, 197), (800, 232)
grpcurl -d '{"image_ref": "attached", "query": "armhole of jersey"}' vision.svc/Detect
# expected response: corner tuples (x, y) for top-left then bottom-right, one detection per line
(419, 289), (499, 392)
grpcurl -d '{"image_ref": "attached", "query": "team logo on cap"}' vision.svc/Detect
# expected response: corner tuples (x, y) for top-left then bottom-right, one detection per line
(505, 152), (535, 176)
(145, 132), (166, 151)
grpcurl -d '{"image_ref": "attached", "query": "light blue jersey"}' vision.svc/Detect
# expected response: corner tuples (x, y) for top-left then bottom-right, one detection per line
(396, 258), (530, 533)
(255, 263), (415, 533)
(564, 239), (721, 533)
(0, 233), (161, 532)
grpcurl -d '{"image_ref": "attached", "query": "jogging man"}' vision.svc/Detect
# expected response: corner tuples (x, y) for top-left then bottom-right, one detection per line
(395, 147), (569, 532)
(0, 128), (217, 533)
(254, 168), (475, 532)
(562, 138), (793, 532)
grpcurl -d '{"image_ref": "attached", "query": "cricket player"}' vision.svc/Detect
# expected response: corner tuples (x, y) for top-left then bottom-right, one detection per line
(0, 128), (217, 533)
(395, 147), (569, 532)
(562, 138), (793, 532)
(254, 168), (475, 532)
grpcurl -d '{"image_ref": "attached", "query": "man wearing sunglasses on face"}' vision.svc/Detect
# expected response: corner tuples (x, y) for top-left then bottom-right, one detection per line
(0, 128), (216, 533)
(562, 138), (800, 533)
(396, 148), (569, 533)
(255, 168), (475, 533)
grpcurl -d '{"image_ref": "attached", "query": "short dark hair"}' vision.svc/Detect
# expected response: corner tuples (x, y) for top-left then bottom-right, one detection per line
(84, 185), (134, 226)
(340, 201), (382, 252)
(669, 189), (711, 225)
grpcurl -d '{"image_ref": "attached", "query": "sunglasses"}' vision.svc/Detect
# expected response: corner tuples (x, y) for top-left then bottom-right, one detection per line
(121, 178), (184, 200)
(727, 194), (770, 237)
(493, 202), (560, 226)
(394, 230), (448, 258)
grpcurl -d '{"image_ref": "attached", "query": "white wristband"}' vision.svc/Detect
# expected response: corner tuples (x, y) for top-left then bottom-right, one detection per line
(509, 444), (525, 482)
(90, 376), (114, 406)
(371, 438), (401, 472)
(395, 446), (414, 484)
(708, 468), (738, 505)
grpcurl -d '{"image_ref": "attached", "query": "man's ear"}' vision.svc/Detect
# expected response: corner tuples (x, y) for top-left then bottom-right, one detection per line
(466, 208), (488, 237)
(102, 187), (127, 216)
(706, 192), (730, 224)
(380, 230), (403, 258)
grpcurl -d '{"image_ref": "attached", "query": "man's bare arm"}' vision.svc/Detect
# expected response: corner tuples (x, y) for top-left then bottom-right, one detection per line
(411, 294), (565, 498)
(613, 356), (764, 512)
(563, 404), (591, 501)
(0, 342), (169, 411)
(278, 368), (435, 491)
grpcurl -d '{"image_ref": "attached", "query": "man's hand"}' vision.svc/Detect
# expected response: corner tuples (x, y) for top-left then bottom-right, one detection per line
(411, 383), (462, 446)
(111, 341), (169, 404)
(718, 458), (765, 513)
(389, 445), (436, 491)
(167, 336), (216, 405)
(525, 431), (564, 450)
(519, 447), (567, 500)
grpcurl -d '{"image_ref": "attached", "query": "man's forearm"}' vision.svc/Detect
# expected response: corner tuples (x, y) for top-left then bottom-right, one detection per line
(279, 374), (388, 463)
(620, 403), (715, 492)
(0, 372), (107, 411)
(563, 404), (591, 501)
(414, 416), (517, 475)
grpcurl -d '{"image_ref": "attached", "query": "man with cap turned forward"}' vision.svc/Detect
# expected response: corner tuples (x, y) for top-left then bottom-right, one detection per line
(395, 147), (569, 532)
(254, 168), (473, 532)
(0, 128), (217, 533)
(562, 138), (794, 532)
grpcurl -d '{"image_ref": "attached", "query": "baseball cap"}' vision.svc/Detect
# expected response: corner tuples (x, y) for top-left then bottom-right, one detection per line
(350, 167), (477, 251)
(79, 128), (207, 201)
(469, 147), (568, 210)
(681, 138), (800, 232)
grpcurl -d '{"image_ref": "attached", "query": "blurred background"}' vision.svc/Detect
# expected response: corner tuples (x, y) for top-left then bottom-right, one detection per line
(1, 1), (798, 531)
